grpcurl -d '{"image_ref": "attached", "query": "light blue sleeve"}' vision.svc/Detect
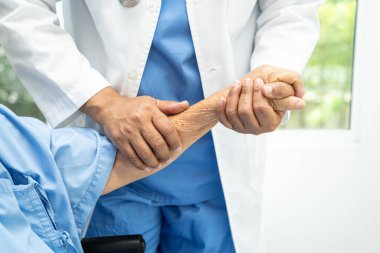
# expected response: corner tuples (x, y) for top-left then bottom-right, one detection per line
(0, 170), (54, 253)
(50, 127), (116, 236)
(0, 104), (116, 252)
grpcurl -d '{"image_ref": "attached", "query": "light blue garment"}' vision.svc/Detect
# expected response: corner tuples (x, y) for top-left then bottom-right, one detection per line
(0, 104), (116, 253)
(88, 1), (235, 252)
(130, 0), (222, 203)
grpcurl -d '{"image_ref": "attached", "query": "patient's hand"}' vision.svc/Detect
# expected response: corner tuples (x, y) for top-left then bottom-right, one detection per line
(102, 67), (307, 194)
(216, 65), (306, 135)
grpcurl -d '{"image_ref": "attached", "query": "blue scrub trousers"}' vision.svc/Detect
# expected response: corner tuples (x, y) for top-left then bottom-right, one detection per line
(87, 189), (236, 253)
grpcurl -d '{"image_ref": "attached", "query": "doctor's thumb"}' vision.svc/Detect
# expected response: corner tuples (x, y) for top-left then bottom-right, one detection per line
(156, 99), (189, 115)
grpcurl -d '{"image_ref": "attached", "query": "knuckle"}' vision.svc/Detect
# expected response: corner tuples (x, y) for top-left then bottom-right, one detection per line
(162, 124), (175, 136)
(111, 133), (123, 146)
(131, 112), (144, 123)
(268, 72), (278, 82)
(129, 156), (142, 167)
(120, 124), (133, 135)
(238, 107), (251, 117)
(142, 103), (154, 112)
(154, 138), (166, 149)
(253, 104), (266, 114)
(141, 151), (152, 160)
(226, 109), (237, 118)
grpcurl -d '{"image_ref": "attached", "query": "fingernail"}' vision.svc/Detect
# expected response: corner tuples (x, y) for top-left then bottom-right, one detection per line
(295, 100), (306, 109)
(233, 80), (241, 88)
(181, 100), (189, 105)
(244, 78), (253, 86)
(165, 158), (173, 164)
(264, 85), (273, 96)
(144, 168), (152, 172)
(175, 147), (182, 154)
(153, 164), (162, 170)
(255, 78), (264, 88)
(218, 98), (226, 106)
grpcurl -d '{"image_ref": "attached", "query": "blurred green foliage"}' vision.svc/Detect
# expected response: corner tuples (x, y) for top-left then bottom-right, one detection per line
(284, 0), (357, 129)
(0, 0), (356, 128)
(0, 47), (44, 121)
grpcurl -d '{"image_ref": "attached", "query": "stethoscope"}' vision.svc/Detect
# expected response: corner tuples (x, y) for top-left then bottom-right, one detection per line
(119, 0), (141, 8)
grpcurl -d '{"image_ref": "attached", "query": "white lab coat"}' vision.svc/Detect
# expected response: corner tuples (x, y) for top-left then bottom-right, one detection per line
(0, 0), (322, 252)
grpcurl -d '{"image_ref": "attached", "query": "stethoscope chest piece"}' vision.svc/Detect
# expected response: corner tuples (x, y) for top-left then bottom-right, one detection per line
(119, 0), (141, 8)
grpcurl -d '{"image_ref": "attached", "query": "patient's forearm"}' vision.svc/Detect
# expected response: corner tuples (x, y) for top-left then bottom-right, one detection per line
(102, 89), (230, 194)
(171, 89), (230, 148)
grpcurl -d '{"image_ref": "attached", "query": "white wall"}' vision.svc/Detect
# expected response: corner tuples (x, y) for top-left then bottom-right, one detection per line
(264, 1), (380, 252)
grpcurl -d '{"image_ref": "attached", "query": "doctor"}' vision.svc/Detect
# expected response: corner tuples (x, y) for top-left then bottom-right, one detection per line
(0, 0), (321, 252)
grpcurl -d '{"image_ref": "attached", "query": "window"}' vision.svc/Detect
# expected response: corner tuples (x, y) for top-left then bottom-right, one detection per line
(284, 0), (357, 129)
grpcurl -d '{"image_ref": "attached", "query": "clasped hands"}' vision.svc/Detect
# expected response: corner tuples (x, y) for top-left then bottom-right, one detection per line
(217, 64), (305, 135)
(82, 65), (305, 173)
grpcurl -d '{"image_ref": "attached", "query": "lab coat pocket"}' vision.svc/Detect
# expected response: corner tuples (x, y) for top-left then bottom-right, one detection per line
(226, 0), (258, 34)
(12, 174), (77, 252)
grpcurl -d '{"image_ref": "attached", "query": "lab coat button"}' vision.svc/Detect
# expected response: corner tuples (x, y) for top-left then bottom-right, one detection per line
(119, 0), (140, 8)
(146, 0), (159, 12)
(128, 71), (138, 80)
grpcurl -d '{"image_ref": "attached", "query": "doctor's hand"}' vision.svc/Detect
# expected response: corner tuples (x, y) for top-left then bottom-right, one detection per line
(81, 87), (189, 170)
(216, 65), (306, 135)
(216, 77), (305, 135)
(248, 64), (306, 99)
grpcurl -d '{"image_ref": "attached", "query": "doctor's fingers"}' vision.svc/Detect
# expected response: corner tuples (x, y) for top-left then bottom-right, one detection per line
(261, 82), (295, 99)
(217, 98), (233, 129)
(269, 96), (306, 111)
(152, 113), (182, 153)
(225, 80), (245, 132)
(252, 78), (282, 133)
(130, 134), (161, 169)
(267, 69), (305, 98)
(120, 142), (148, 170)
(141, 124), (172, 163)
(237, 78), (261, 133)
(156, 99), (189, 115)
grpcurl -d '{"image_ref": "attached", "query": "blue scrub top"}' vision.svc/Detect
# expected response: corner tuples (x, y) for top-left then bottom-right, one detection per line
(0, 105), (116, 253)
(127, 0), (222, 204)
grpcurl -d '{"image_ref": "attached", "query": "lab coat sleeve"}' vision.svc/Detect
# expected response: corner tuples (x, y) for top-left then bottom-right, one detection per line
(0, 0), (111, 127)
(50, 127), (117, 235)
(251, 0), (324, 74)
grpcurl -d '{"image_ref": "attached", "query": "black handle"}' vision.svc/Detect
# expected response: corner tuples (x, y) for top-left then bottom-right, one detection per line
(81, 235), (146, 253)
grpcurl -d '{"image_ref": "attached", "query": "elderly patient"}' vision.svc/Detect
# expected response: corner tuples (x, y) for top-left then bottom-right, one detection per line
(0, 74), (304, 253)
